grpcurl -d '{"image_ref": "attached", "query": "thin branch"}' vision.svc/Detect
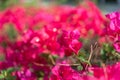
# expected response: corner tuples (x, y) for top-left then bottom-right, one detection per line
(33, 62), (81, 67)
(85, 44), (94, 70)
(112, 52), (120, 59)
(88, 45), (93, 62)
(49, 55), (55, 65)
(33, 62), (51, 67)
(58, 63), (81, 66)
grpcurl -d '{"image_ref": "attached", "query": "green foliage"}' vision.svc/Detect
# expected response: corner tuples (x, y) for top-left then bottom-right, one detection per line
(6, 25), (18, 41)
(0, 0), (18, 10)
(77, 65), (83, 71)
(0, 67), (16, 80)
(100, 43), (120, 65)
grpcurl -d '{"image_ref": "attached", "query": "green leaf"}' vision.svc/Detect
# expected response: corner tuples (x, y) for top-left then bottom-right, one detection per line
(87, 71), (93, 76)
(1, 70), (7, 77)
(79, 56), (87, 63)
(6, 76), (16, 80)
(7, 67), (15, 73)
(0, 74), (4, 79)
(77, 65), (83, 71)
(38, 77), (43, 80)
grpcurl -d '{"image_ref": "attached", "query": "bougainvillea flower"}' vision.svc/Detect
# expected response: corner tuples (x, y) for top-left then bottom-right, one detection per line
(0, 0), (110, 80)
(0, 8), (26, 32)
(105, 12), (120, 36)
(105, 12), (120, 52)
(58, 30), (82, 56)
(16, 67), (37, 80)
(50, 62), (82, 80)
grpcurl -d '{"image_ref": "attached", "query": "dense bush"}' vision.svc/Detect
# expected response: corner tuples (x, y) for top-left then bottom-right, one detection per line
(0, 1), (120, 80)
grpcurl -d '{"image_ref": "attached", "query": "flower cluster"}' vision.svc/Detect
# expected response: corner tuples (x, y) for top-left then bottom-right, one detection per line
(0, 0), (120, 80)
(50, 61), (120, 80)
(105, 12), (120, 52)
